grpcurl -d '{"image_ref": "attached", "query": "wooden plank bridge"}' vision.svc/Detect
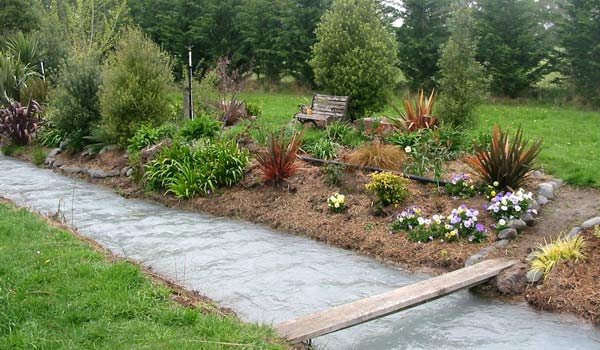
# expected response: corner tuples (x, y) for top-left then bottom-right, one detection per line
(275, 259), (519, 343)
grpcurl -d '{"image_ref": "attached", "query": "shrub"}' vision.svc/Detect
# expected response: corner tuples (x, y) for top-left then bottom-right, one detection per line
(100, 27), (174, 146)
(326, 121), (366, 148)
(323, 163), (344, 187)
(178, 114), (221, 142)
(255, 129), (303, 183)
(36, 122), (63, 148)
(127, 124), (174, 154)
(48, 51), (101, 151)
(0, 144), (25, 156)
(388, 90), (439, 132)
(309, 0), (399, 119)
(530, 235), (587, 279)
(365, 172), (409, 206)
(305, 138), (338, 160)
(245, 102), (262, 117)
(327, 193), (347, 213)
(348, 142), (405, 171)
(31, 146), (46, 165)
(82, 128), (114, 156)
(445, 174), (477, 198)
(465, 125), (542, 190)
(0, 99), (42, 146)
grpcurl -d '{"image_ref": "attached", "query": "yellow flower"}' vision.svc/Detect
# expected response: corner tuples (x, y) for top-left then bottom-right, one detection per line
(491, 191), (497, 196)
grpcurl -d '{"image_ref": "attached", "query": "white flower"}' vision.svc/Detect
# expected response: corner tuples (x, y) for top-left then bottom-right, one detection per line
(501, 205), (508, 211)
(493, 181), (499, 187)
(334, 203), (340, 208)
(404, 146), (412, 153)
(515, 205), (522, 212)
(499, 219), (506, 226)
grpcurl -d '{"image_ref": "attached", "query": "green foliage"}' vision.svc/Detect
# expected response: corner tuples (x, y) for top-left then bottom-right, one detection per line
(179, 114), (221, 142)
(396, 0), (450, 91)
(0, 203), (284, 350)
(36, 122), (63, 148)
(305, 138), (338, 160)
(48, 51), (102, 151)
(388, 90), (439, 131)
(323, 163), (344, 187)
(30, 146), (46, 165)
(82, 128), (114, 156)
(437, 1), (489, 127)
(475, 0), (548, 97)
(559, 0), (600, 106)
(325, 121), (366, 148)
(144, 140), (249, 199)
(127, 124), (175, 154)
(365, 171), (409, 206)
(310, 0), (399, 119)
(0, 143), (24, 156)
(0, 0), (39, 35)
(530, 235), (587, 279)
(465, 125), (542, 190)
(100, 27), (174, 147)
(245, 102), (262, 117)
(0, 51), (39, 102)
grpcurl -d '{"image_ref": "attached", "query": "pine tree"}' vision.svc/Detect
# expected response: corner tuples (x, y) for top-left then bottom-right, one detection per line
(310, 0), (399, 119)
(475, 0), (548, 97)
(396, 0), (451, 91)
(437, 1), (489, 127)
(559, 0), (600, 106)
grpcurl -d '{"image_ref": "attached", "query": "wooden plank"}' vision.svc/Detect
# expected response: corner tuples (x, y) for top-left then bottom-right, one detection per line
(275, 259), (518, 343)
(314, 94), (349, 102)
(295, 113), (332, 122)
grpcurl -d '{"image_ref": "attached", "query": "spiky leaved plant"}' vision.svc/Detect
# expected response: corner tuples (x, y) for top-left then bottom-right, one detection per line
(255, 128), (303, 183)
(465, 125), (542, 190)
(0, 98), (42, 146)
(530, 235), (586, 279)
(388, 89), (439, 131)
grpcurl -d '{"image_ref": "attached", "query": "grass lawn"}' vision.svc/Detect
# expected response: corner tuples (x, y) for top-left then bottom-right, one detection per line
(0, 202), (284, 350)
(241, 91), (600, 188)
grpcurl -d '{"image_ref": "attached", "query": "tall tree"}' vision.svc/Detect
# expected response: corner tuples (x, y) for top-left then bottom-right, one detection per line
(475, 0), (549, 97)
(559, 0), (600, 106)
(310, 0), (399, 119)
(396, 0), (451, 92)
(437, 0), (488, 127)
(0, 0), (39, 35)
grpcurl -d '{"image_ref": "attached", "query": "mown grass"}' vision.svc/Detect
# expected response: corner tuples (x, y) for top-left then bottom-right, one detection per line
(0, 202), (284, 350)
(240, 91), (600, 188)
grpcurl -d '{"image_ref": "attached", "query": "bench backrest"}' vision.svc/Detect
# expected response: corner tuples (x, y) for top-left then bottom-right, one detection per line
(311, 94), (350, 120)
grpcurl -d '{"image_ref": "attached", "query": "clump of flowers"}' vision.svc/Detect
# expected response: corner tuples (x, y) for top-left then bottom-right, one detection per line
(445, 173), (477, 197)
(365, 172), (409, 207)
(390, 207), (424, 232)
(484, 181), (501, 200)
(486, 188), (535, 222)
(327, 192), (347, 213)
(445, 205), (487, 243)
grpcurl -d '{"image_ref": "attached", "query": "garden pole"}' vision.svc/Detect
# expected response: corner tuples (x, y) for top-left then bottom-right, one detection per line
(187, 46), (194, 120)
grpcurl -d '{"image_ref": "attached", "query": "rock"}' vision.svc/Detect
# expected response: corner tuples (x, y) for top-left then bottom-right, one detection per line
(581, 217), (600, 229)
(530, 199), (540, 212)
(532, 170), (544, 178)
(120, 166), (131, 176)
(551, 178), (564, 187)
(498, 228), (518, 240)
(493, 263), (528, 295)
(126, 168), (134, 177)
(61, 166), (83, 174)
(47, 148), (62, 158)
(536, 195), (549, 206)
(495, 239), (510, 248)
(59, 140), (69, 151)
(537, 183), (555, 199)
(86, 168), (120, 178)
(526, 251), (537, 262)
(526, 269), (544, 283)
(566, 227), (582, 239)
(98, 144), (119, 155)
(479, 246), (496, 255)
(44, 157), (55, 166)
(52, 159), (63, 168)
(548, 181), (561, 192)
(522, 213), (535, 225)
(465, 254), (486, 267)
(507, 219), (527, 231)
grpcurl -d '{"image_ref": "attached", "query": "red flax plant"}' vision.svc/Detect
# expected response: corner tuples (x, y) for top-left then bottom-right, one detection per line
(465, 125), (542, 190)
(388, 89), (439, 132)
(255, 128), (303, 183)
(0, 98), (43, 146)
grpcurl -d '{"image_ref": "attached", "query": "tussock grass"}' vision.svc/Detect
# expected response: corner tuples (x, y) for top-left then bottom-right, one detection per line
(530, 234), (587, 279)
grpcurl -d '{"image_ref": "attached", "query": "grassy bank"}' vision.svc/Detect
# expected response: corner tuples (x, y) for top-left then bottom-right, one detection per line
(0, 201), (285, 350)
(241, 91), (600, 188)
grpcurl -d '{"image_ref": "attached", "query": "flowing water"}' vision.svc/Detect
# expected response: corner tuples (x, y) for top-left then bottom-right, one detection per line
(1, 155), (599, 350)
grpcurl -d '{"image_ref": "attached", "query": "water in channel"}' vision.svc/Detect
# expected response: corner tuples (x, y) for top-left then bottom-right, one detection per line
(1, 155), (599, 350)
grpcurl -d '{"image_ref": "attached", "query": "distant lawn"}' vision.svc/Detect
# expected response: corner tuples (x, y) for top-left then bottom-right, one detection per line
(0, 202), (284, 350)
(241, 91), (600, 188)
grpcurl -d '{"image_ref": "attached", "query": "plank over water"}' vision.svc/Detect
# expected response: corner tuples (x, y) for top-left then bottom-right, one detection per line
(275, 258), (519, 343)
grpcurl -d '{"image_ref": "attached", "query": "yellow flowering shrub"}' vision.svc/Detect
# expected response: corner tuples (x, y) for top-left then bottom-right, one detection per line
(365, 172), (409, 206)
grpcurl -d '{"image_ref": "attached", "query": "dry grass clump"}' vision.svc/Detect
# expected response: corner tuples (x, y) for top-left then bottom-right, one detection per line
(347, 141), (406, 171)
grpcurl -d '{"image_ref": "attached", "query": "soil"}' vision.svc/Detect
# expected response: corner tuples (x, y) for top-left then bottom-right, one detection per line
(15, 148), (600, 326)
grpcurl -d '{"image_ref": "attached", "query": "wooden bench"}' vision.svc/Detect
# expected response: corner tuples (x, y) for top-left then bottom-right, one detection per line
(294, 94), (350, 126)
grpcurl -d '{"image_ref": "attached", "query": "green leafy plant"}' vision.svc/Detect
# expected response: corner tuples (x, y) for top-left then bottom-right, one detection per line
(127, 124), (175, 154)
(179, 114), (221, 142)
(365, 171), (409, 207)
(255, 129), (303, 183)
(0, 99), (42, 146)
(82, 128), (114, 156)
(36, 123), (63, 148)
(326, 121), (366, 148)
(465, 125), (542, 190)
(323, 163), (344, 187)
(327, 192), (347, 213)
(245, 102), (262, 117)
(530, 235), (587, 279)
(388, 90), (439, 132)
(348, 142), (406, 171)
(305, 138), (338, 160)
(31, 146), (46, 165)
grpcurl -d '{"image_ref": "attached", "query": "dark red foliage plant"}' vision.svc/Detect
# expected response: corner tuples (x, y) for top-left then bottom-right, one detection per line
(255, 128), (303, 183)
(0, 99), (43, 146)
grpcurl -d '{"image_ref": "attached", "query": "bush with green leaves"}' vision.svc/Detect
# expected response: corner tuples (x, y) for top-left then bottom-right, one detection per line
(100, 27), (174, 147)
(365, 171), (409, 207)
(36, 122), (63, 148)
(31, 146), (46, 165)
(305, 138), (339, 160)
(245, 102), (262, 117)
(127, 124), (175, 154)
(326, 121), (366, 148)
(178, 114), (221, 142)
(48, 51), (101, 150)
(310, 0), (399, 119)
(323, 163), (344, 187)
(144, 139), (249, 199)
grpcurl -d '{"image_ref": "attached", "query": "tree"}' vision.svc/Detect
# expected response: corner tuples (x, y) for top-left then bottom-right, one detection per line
(100, 28), (174, 146)
(0, 0), (39, 35)
(475, 0), (549, 97)
(310, 0), (399, 119)
(437, 1), (488, 127)
(396, 0), (450, 91)
(559, 0), (600, 106)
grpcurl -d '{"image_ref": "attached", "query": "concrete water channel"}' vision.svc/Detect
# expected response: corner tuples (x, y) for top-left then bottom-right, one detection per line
(1, 155), (599, 350)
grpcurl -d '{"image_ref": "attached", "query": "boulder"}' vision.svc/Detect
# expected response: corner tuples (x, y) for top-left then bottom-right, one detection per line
(495, 239), (510, 248)
(61, 166), (83, 174)
(52, 159), (63, 168)
(548, 181), (561, 192)
(86, 168), (120, 178)
(44, 157), (55, 166)
(566, 227), (582, 239)
(498, 228), (518, 240)
(530, 199), (540, 212)
(47, 148), (62, 158)
(465, 253), (486, 267)
(581, 217), (600, 229)
(126, 168), (134, 177)
(507, 219), (527, 231)
(532, 170), (544, 178)
(493, 263), (528, 295)
(537, 183), (555, 199)
(120, 166), (131, 176)
(522, 213), (535, 225)
(536, 195), (549, 206)
(526, 269), (544, 283)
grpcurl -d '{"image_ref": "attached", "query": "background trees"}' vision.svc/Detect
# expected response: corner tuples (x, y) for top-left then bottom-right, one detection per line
(310, 0), (399, 119)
